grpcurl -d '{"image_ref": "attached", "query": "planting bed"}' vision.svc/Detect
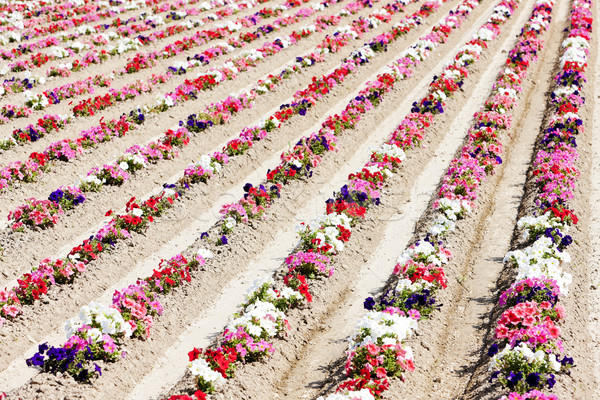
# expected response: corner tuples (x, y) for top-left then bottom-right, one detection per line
(0, 0), (598, 398)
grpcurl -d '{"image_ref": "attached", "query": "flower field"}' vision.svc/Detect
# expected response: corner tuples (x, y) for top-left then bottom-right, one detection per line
(0, 0), (598, 397)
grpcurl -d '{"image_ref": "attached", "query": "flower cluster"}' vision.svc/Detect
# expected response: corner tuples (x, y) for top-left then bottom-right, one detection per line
(7, 198), (63, 231)
(2, 0), (412, 323)
(172, 0), (511, 397)
(322, 0), (573, 397)
(489, 342), (572, 393)
(486, 0), (590, 396)
(26, 252), (208, 381)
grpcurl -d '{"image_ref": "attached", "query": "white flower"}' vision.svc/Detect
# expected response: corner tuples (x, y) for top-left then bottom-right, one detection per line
(227, 300), (285, 338)
(505, 236), (572, 294)
(349, 311), (418, 349)
(474, 27), (494, 41)
(65, 318), (83, 337)
(548, 353), (561, 371)
(196, 248), (213, 260)
(119, 161), (129, 170)
(188, 357), (225, 387)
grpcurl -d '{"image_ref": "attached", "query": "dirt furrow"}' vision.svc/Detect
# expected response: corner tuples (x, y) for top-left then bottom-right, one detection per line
(0, 0), (436, 278)
(0, 0), (470, 395)
(149, 0), (555, 397)
(214, 0), (558, 397)
(588, 0), (600, 395)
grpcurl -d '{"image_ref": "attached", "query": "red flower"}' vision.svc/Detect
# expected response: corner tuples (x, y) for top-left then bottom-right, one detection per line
(188, 347), (201, 362)
(194, 391), (207, 400)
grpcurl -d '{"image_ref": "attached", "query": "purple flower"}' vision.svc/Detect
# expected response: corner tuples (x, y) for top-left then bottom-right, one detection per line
(506, 371), (523, 389)
(525, 372), (540, 388)
(547, 373), (556, 388)
(560, 356), (574, 367)
(48, 189), (64, 203)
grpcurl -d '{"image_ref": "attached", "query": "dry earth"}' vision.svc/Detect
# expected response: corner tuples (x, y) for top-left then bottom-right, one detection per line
(0, 0), (598, 398)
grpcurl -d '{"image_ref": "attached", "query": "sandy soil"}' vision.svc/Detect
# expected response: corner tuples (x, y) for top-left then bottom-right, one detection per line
(0, 0), (598, 398)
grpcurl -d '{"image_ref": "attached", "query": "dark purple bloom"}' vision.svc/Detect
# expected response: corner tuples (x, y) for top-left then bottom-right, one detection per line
(560, 356), (574, 367)
(363, 297), (375, 310)
(547, 373), (556, 388)
(487, 343), (499, 357)
(526, 372), (540, 388)
(561, 235), (572, 247)
(506, 371), (523, 389)
(48, 189), (64, 203)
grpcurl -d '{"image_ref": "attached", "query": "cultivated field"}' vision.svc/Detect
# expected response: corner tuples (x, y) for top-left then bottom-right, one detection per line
(0, 0), (598, 398)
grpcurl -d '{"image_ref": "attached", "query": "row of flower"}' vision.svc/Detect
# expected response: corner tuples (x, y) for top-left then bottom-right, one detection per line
(311, 0), (568, 398)
(0, 2), (323, 122)
(0, 0), (257, 49)
(2, 0), (409, 230)
(160, 0), (544, 397)
(0, 0), (147, 39)
(0, 0), (332, 148)
(21, 0), (480, 387)
(0, 0), (255, 94)
(0, 0), (356, 192)
(485, 0), (591, 398)
(0, 0), (427, 322)
(1, 0), (305, 77)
